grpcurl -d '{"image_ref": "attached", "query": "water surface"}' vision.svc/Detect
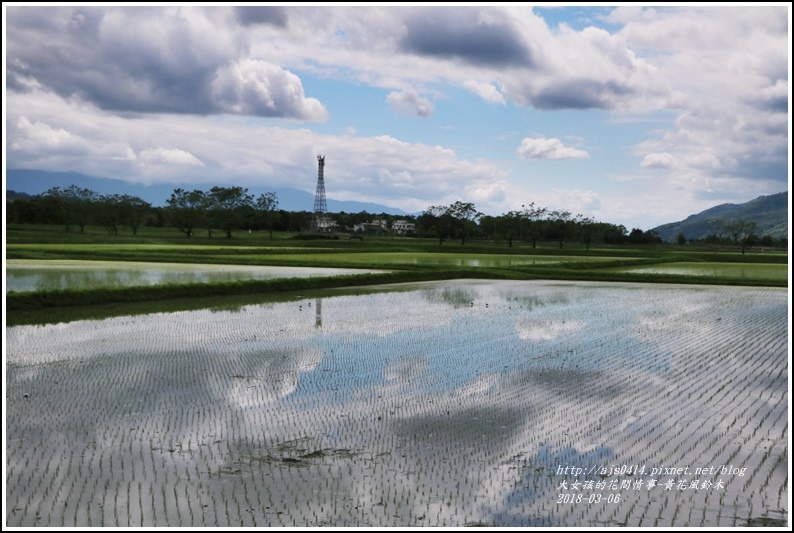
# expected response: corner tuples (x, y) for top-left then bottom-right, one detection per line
(6, 280), (788, 527)
(605, 261), (787, 281)
(5, 259), (385, 292)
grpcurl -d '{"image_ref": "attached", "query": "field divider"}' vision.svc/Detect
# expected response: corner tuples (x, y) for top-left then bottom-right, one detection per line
(5, 269), (505, 313)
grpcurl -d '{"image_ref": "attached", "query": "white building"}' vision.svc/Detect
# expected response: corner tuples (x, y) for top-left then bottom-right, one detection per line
(352, 219), (416, 234)
(314, 216), (336, 230)
(353, 220), (388, 233)
(392, 220), (416, 234)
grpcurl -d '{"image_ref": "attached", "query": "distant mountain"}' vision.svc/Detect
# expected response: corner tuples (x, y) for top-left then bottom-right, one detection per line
(4, 169), (410, 216)
(6, 190), (35, 201)
(651, 192), (788, 242)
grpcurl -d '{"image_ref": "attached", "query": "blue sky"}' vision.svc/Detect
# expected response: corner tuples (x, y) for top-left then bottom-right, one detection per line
(3, 4), (790, 229)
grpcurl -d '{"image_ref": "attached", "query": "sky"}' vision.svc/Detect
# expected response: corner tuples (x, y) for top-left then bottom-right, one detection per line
(3, 3), (791, 230)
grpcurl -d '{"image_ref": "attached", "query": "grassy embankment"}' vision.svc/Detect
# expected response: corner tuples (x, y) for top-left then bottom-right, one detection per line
(5, 224), (788, 324)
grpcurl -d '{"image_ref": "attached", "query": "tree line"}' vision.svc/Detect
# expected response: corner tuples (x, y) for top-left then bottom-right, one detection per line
(418, 201), (666, 248)
(7, 185), (283, 238)
(8, 184), (780, 249)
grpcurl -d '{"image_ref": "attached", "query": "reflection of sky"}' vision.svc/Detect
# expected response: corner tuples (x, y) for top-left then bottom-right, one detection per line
(5, 281), (788, 527)
(4, 260), (385, 292)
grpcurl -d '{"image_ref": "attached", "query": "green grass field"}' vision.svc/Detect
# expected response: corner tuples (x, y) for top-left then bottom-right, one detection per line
(4, 224), (788, 324)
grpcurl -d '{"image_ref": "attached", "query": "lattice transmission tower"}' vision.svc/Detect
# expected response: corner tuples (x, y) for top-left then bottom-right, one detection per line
(311, 155), (327, 232)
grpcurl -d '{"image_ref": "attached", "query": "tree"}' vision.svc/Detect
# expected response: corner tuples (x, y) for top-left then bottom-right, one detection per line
(725, 219), (758, 254)
(548, 209), (572, 249)
(6, 197), (42, 224)
(166, 188), (206, 237)
(422, 205), (455, 244)
(601, 223), (628, 244)
(207, 186), (255, 238)
(41, 185), (97, 232)
(448, 201), (482, 245)
(64, 185), (98, 233)
(484, 213), (518, 247)
(92, 194), (151, 235)
(96, 194), (123, 234)
(120, 195), (152, 235)
(575, 214), (596, 250)
(255, 192), (279, 239)
(706, 218), (728, 241)
(627, 228), (662, 244)
(521, 203), (548, 248)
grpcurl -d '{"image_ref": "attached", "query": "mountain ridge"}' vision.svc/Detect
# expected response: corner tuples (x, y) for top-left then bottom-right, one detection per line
(4, 169), (411, 216)
(651, 192), (788, 242)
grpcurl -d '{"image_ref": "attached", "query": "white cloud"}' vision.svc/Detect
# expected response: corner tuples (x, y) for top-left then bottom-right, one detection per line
(683, 152), (724, 170)
(467, 182), (507, 204)
(211, 59), (329, 121)
(373, 135), (410, 147)
(10, 116), (136, 164)
(616, 6), (788, 187)
(613, 6), (788, 54)
(12, 117), (86, 152)
(433, 145), (456, 157)
(550, 189), (602, 212)
(236, 5), (786, 202)
(386, 89), (434, 117)
(377, 168), (415, 187)
(6, 89), (506, 210)
(462, 80), (506, 105)
(751, 79), (788, 112)
(499, 12), (661, 112)
(634, 98), (786, 189)
(139, 148), (204, 167)
(640, 152), (676, 168)
(517, 137), (590, 160)
(6, 7), (327, 120)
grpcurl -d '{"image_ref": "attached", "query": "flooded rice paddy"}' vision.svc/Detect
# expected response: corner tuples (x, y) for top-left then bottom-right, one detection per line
(606, 262), (788, 281)
(4, 260), (385, 293)
(220, 252), (633, 268)
(5, 280), (788, 527)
